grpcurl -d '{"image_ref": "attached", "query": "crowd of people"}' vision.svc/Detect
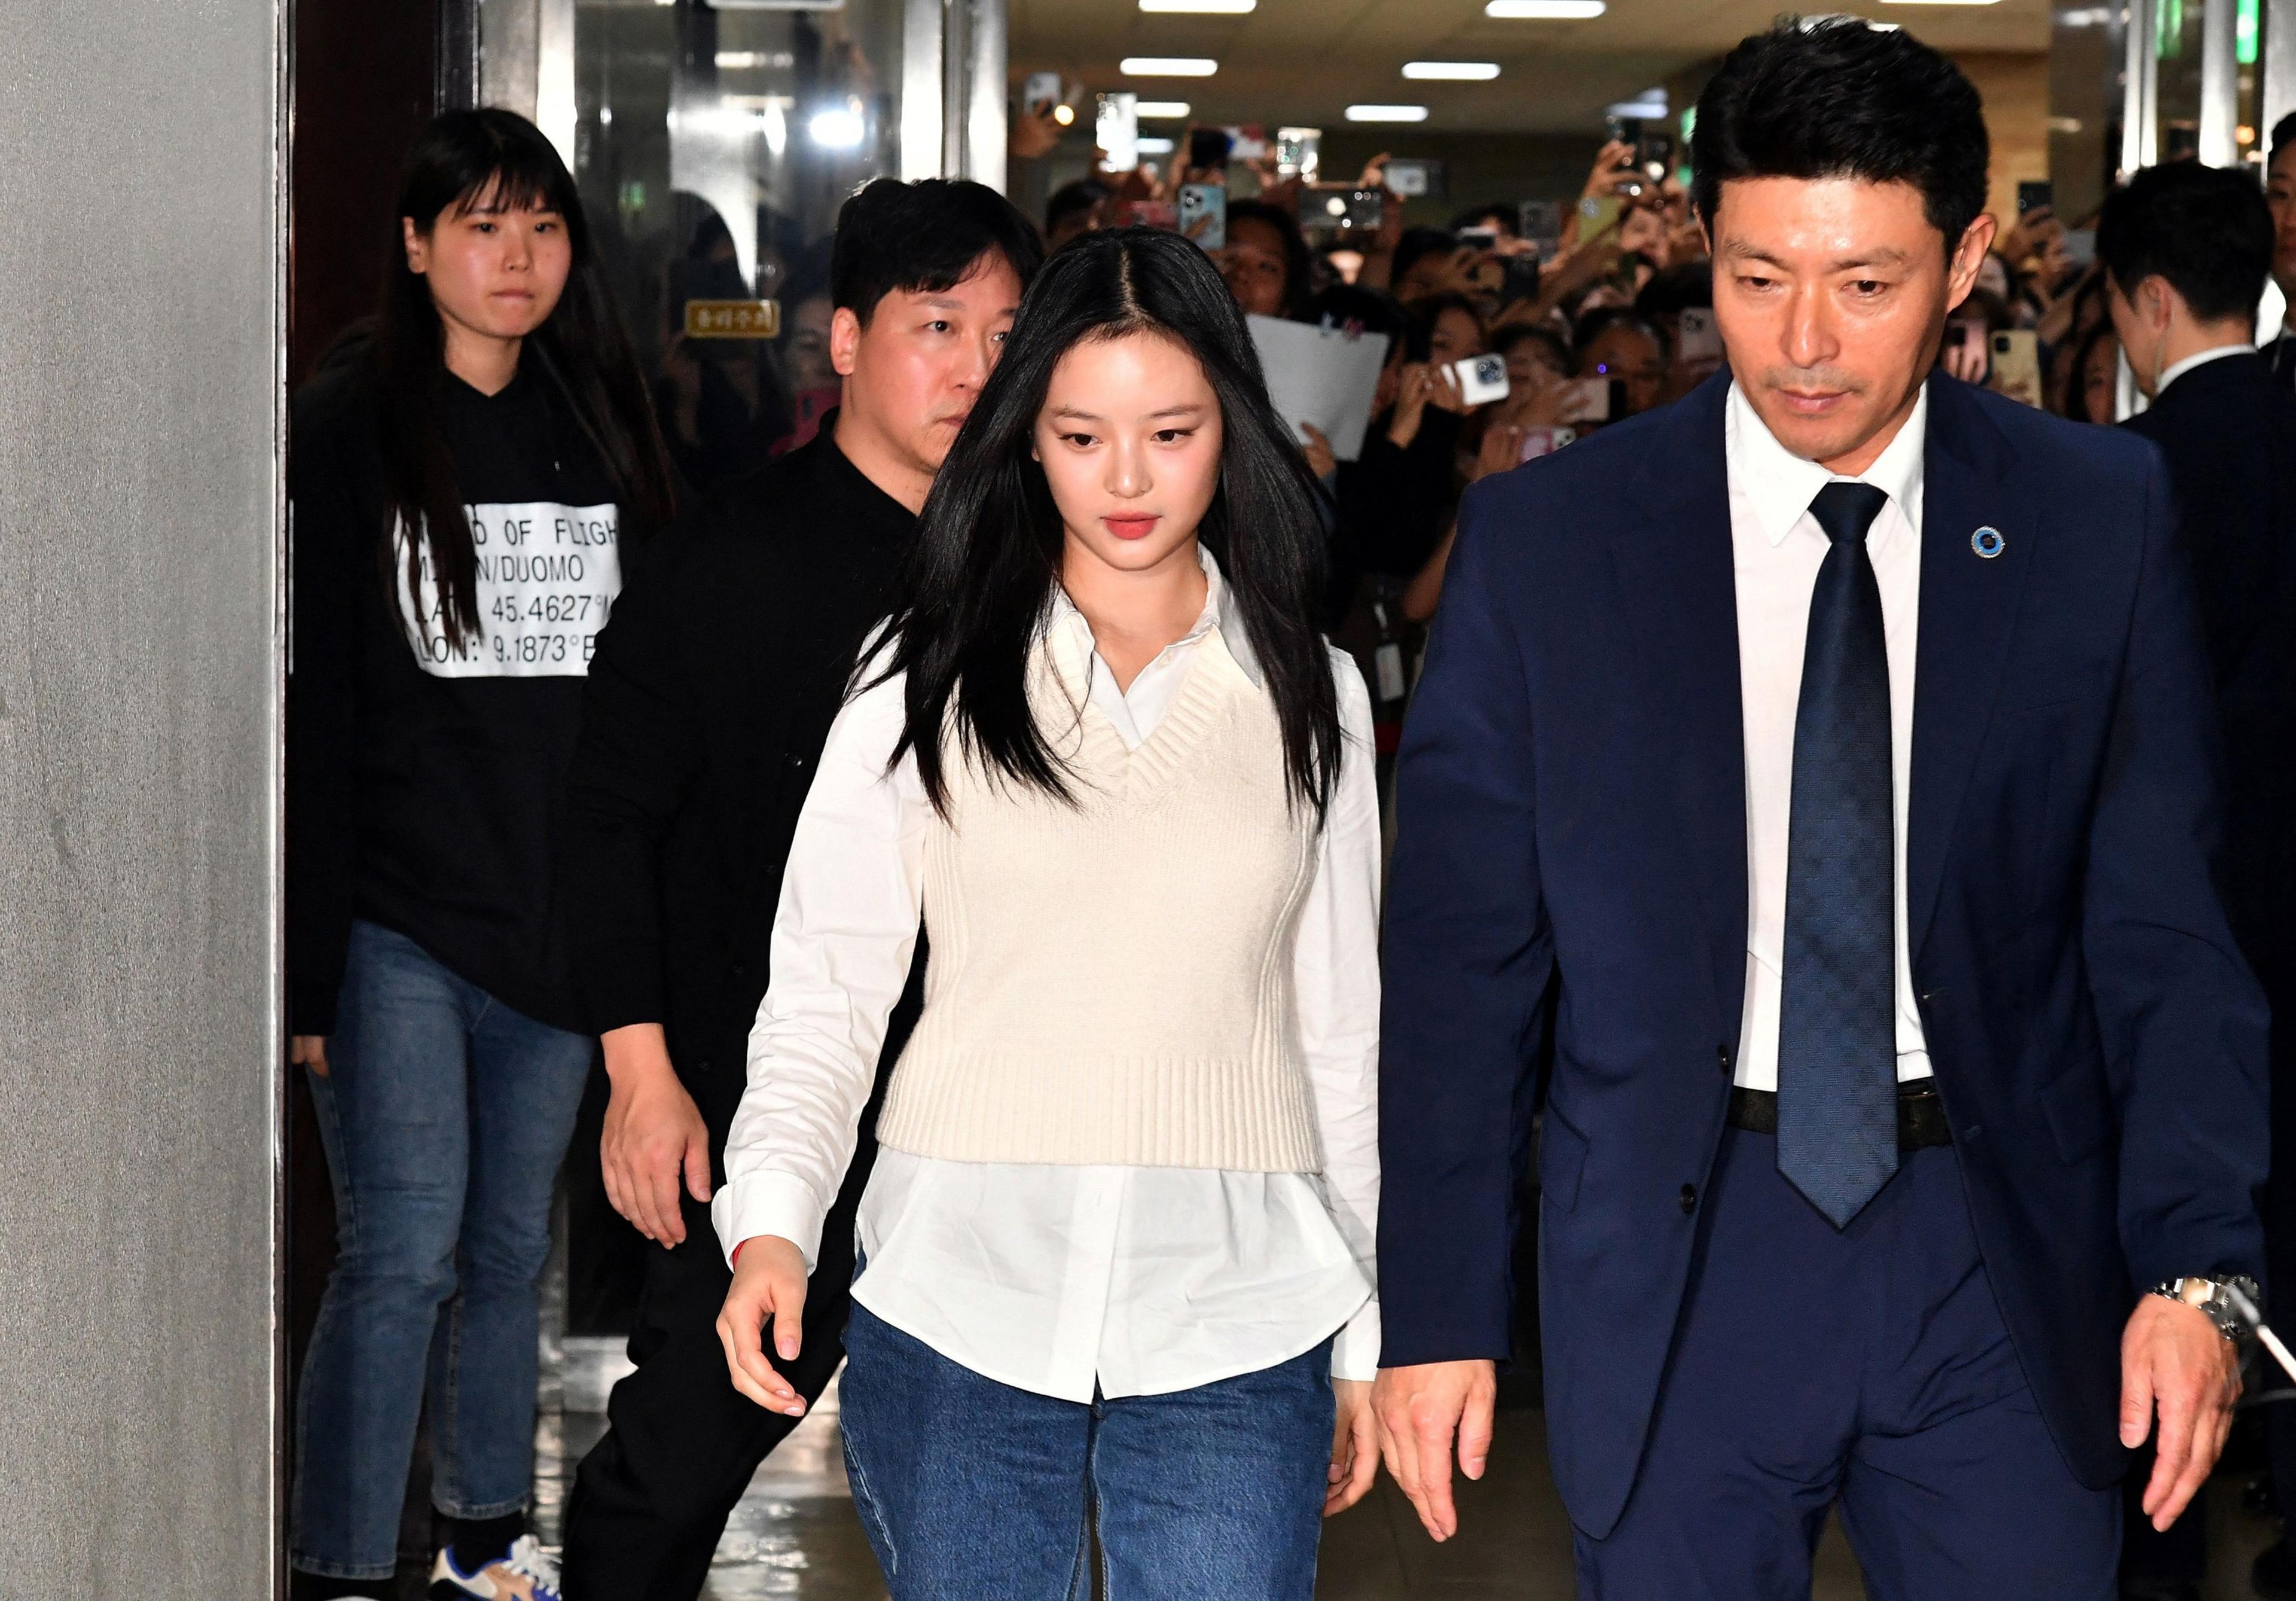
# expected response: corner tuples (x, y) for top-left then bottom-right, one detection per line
(284, 18), (2296, 1601)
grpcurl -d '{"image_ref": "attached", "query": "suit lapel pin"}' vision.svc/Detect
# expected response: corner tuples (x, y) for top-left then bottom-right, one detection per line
(1970, 526), (2005, 559)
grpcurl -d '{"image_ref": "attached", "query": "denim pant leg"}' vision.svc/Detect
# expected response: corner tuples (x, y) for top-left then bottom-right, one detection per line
(1090, 1342), (1335, 1601)
(838, 1300), (1095, 1600)
(292, 922), (474, 1581)
(425, 991), (594, 1519)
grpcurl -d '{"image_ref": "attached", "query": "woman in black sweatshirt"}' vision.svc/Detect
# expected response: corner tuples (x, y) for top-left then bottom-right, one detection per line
(286, 109), (673, 1601)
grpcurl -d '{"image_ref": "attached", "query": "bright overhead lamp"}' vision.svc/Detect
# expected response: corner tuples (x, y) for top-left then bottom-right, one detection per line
(1136, 136), (1178, 154)
(808, 107), (865, 148)
(1120, 56), (1220, 76)
(1403, 60), (1502, 79)
(1486, 0), (1607, 16)
(1134, 100), (1193, 118)
(1878, 0), (1998, 5)
(1140, 0), (1256, 10)
(1347, 104), (1431, 122)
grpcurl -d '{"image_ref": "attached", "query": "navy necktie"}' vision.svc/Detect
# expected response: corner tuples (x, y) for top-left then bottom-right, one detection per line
(1776, 480), (1898, 1228)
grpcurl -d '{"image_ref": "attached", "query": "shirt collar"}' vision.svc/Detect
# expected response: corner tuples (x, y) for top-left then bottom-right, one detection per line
(2156, 341), (2255, 395)
(1047, 544), (1263, 688)
(1726, 379), (1928, 548)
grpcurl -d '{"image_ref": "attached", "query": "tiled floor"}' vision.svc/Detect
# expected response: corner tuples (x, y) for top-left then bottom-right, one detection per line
(369, 1237), (2285, 1599)
(518, 1351), (2286, 1600)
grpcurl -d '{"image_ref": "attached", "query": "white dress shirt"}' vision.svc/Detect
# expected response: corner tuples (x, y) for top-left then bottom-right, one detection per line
(712, 549), (1384, 1402)
(2155, 341), (2255, 393)
(1725, 381), (1934, 1091)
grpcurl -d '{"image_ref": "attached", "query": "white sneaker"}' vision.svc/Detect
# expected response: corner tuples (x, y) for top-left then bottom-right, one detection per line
(428, 1534), (563, 1601)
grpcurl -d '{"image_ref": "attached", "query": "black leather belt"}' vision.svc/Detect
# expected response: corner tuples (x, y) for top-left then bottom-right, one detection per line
(1726, 1077), (1953, 1149)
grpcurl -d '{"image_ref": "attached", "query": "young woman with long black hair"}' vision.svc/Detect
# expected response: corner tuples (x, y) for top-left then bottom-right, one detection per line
(286, 109), (673, 1601)
(711, 227), (1382, 1597)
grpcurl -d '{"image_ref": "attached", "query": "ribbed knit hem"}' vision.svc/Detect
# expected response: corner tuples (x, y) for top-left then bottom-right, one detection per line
(876, 1050), (1324, 1171)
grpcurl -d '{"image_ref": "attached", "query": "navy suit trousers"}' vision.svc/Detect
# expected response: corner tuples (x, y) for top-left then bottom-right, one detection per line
(1571, 1127), (2118, 1599)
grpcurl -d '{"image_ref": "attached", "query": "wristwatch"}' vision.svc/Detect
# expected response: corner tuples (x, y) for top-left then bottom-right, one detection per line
(2150, 1275), (2262, 1342)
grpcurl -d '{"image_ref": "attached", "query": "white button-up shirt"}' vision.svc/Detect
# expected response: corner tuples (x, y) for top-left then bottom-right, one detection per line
(1725, 381), (1934, 1091)
(712, 550), (1383, 1401)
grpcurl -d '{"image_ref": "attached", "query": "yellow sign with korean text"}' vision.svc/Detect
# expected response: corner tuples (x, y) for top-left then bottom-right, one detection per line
(683, 299), (781, 339)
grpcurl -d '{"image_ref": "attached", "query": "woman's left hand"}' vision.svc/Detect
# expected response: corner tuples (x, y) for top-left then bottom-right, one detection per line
(1327, 1377), (1379, 1515)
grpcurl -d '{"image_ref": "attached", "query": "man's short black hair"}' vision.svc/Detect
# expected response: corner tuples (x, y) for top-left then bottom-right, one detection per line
(1692, 17), (1989, 251)
(1450, 202), (1518, 236)
(1391, 226), (1463, 288)
(2096, 161), (2272, 324)
(1046, 178), (1110, 235)
(829, 177), (1044, 324)
(2271, 111), (2296, 167)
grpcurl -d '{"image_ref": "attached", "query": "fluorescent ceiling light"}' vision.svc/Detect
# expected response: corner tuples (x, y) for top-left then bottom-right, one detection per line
(1120, 57), (1220, 76)
(715, 50), (795, 69)
(1134, 100), (1193, 118)
(1136, 136), (1177, 154)
(1347, 104), (1431, 122)
(1486, 0), (1606, 16)
(1403, 61), (1502, 80)
(1140, 0), (1256, 10)
(808, 107), (865, 148)
(1605, 98), (1667, 118)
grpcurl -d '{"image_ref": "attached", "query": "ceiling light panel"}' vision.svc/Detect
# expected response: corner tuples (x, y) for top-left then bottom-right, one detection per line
(1120, 56), (1220, 75)
(1403, 61), (1503, 79)
(1347, 104), (1431, 122)
(1485, 0), (1607, 16)
(1139, 0), (1256, 11)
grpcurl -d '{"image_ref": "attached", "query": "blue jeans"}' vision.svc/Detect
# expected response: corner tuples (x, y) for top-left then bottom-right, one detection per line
(291, 920), (594, 1581)
(838, 1300), (1335, 1600)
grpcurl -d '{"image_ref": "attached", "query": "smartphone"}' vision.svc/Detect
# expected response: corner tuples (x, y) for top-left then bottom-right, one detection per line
(1578, 192), (1623, 242)
(1517, 425), (1578, 462)
(1990, 329), (2042, 407)
(1383, 157), (1443, 199)
(1226, 123), (1268, 162)
(2017, 179), (2054, 216)
(1519, 199), (1563, 263)
(1275, 126), (1322, 181)
(2060, 228), (2096, 264)
(1300, 185), (1384, 240)
(1097, 92), (1139, 172)
(1555, 377), (1626, 425)
(1500, 255), (1544, 304)
(1457, 225), (1500, 250)
(1188, 126), (1233, 172)
(1114, 198), (1177, 230)
(1177, 182), (1226, 251)
(1677, 306), (1722, 365)
(1450, 353), (1510, 407)
(1022, 71), (1062, 116)
(1635, 130), (1674, 184)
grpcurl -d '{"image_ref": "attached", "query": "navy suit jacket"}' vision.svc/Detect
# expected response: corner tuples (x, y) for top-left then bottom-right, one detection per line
(1378, 370), (2269, 1538)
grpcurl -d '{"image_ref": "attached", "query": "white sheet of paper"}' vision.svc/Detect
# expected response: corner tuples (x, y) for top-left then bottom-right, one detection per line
(1247, 314), (1393, 463)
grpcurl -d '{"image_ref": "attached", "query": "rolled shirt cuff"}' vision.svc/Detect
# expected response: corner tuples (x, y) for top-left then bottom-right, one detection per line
(710, 1170), (829, 1274)
(1333, 1295), (1382, 1383)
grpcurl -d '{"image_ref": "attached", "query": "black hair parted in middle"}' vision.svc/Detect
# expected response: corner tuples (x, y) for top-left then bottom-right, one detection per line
(1692, 17), (1990, 253)
(875, 225), (1342, 824)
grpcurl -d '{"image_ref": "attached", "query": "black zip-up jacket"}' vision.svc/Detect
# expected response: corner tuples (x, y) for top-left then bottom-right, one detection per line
(557, 419), (916, 1136)
(288, 347), (628, 1035)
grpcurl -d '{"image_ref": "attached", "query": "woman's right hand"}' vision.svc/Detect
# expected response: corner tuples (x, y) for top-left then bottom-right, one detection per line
(716, 1235), (811, 1417)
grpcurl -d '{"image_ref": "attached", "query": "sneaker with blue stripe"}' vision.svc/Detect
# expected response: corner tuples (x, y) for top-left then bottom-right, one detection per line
(428, 1534), (561, 1601)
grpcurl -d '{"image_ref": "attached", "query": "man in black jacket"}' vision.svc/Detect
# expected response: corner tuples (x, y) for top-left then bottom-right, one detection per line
(556, 178), (1040, 1600)
(2103, 159), (2296, 1601)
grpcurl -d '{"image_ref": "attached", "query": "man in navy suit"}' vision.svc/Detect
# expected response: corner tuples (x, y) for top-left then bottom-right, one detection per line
(1372, 20), (2268, 1595)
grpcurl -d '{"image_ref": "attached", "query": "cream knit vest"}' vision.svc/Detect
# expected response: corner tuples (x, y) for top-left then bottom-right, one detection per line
(874, 623), (1324, 1171)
